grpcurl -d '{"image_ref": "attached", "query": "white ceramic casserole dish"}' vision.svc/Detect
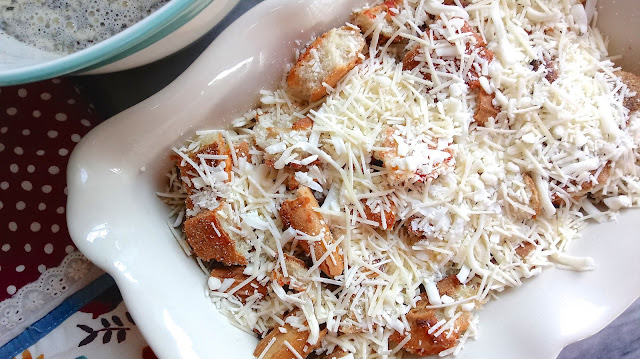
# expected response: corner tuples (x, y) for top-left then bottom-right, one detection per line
(67, 0), (640, 358)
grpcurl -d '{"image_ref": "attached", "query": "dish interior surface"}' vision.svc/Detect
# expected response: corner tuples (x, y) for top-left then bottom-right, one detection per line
(67, 0), (640, 358)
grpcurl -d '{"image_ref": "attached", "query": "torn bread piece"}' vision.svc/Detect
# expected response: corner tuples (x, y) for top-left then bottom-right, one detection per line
(389, 276), (475, 356)
(253, 320), (327, 359)
(280, 186), (344, 277)
(209, 266), (267, 303)
(271, 254), (310, 292)
(287, 26), (365, 102)
(183, 203), (249, 265)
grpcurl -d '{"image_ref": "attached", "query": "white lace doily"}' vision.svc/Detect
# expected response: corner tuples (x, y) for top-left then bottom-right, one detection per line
(0, 251), (103, 347)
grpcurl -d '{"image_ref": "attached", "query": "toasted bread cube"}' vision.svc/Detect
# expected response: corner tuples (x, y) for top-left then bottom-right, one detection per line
(291, 117), (314, 131)
(316, 348), (351, 359)
(515, 241), (536, 258)
(271, 254), (310, 292)
(287, 27), (365, 102)
(390, 304), (471, 356)
(173, 133), (233, 212)
(209, 266), (267, 302)
(389, 276), (473, 356)
(280, 187), (344, 277)
(402, 44), (422, 71)
(253, 112), (319, 170)
(616, 70), (640, 113)
(351, 1), (402, 40)
(552, 161), (612, 206)
(522, 173), (541, 218)
(474, 89), (499, 126)
(254, 322), (327, 359)
(361, 198), (396, 229)
(184, 204), (248, 265)
(374, 126), (454, 183)
(175, 133), (232, 192)
(443, 0), (469, 5)
(235, 140), (251, 159)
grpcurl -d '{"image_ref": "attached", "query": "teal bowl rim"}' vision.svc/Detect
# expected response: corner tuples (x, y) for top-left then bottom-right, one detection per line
(0, 0), (213, 86)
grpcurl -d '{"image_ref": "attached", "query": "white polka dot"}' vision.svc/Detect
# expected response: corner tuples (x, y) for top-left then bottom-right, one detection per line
(67, 98), (76, 104)
(0, 182), (8, 190)
(44, 243), (53, 254)
(52, 78), (61, 84)
(48, 166), (60, 175)
(7, 285), (16, 295)
(0, 143), (4, 152)
(40, 92), (51, 100)
(36, 150), (45, 156)
(30, 222), (41, 232)
(27, 165), (35, 173)
(0, 127), (7, 134)
(2, 244), (10, 251)
(47, 130), (58, 138)
(14, 147), (23, 155)
(17, 88), (27, 98)
(56, 206), (65, 214)
(22, 129), (30, 136)
(58, 148), (69, 156)
(65, 245), (74, 254)
(32, 110), (41, 118)
(64, 187), (68, 195)
(51, 224), (60, 233)
(0, 201), (3, 210)
(8, 222), (17, 231)
(38, 265), (46, 273)
(21, 181), (32, 191)
(9, 164), (18, 173)
(16, 265), (25, 273)
(80, 119), (91, 127)
(6, 107), (17, 116)
(55, 113), (67, 121)
(24, 244), (31, 252)
(16, 201), (26, 210)
(38, 203), (46, 210)
(42, 185), (52, 193)
(71, 134), (81, 142)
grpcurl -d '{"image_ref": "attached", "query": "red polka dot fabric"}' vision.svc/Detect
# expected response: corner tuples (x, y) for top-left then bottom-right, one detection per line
(0, 79), (98, 302)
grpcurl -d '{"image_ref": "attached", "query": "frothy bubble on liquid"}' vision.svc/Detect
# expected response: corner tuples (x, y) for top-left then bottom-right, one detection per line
(0, 0), (171, 54)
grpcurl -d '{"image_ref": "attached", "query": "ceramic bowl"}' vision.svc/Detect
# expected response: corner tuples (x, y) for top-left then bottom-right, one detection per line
(0, 0), (239, 85)
(67, 0), (640, 358)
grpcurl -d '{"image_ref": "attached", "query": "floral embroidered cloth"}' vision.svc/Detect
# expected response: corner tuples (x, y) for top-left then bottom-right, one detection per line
(9, 277), (156, 359)
(0, 78), (153, 358)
